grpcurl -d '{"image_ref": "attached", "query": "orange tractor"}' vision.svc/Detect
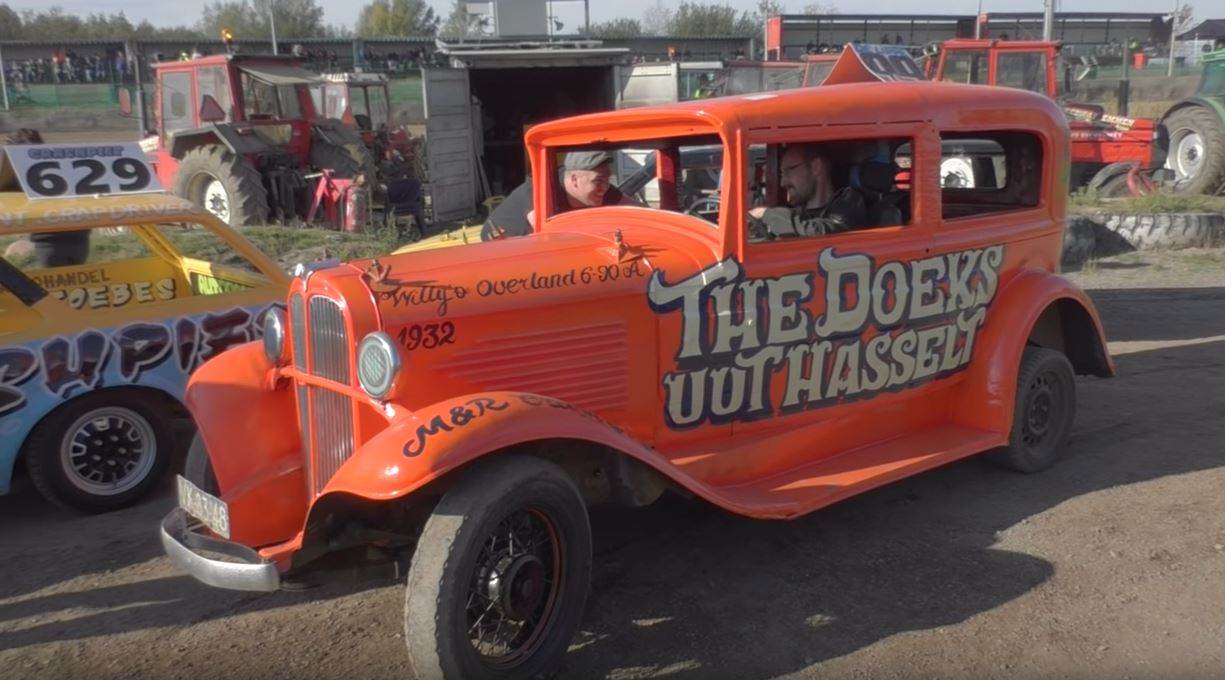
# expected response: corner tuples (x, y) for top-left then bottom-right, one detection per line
(129, 54), (378, 229)
(928, 39), (1166, 196)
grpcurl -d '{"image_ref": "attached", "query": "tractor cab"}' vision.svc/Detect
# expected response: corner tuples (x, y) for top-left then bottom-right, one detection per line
(932, 39), (1063, 99)
(129, 54), (376, 229)
(145, 55), (324, 160)
(313, 72), (392, 131)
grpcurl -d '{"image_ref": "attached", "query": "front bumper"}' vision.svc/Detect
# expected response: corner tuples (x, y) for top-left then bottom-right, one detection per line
(160, 508), (281, 592)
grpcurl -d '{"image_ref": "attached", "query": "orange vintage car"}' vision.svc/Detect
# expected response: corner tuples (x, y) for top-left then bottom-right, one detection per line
(162, 54), (1114, 680)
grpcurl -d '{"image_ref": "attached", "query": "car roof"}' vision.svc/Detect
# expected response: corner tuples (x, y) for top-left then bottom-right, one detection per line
(526, 80), (1067, 146)
(0, 191), (208, 231)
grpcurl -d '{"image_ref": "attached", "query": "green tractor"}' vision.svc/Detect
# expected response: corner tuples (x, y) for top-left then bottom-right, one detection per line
(1159, 47), (1225, 195)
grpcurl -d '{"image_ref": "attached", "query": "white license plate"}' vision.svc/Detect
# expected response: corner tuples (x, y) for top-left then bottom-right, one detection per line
(176, 475), (231, 539)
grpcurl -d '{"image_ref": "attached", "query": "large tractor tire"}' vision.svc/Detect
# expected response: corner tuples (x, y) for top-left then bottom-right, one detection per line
(173, 145), (269, 228)
(1162, 105), (1225, 195)
(311, 136), (377, 185)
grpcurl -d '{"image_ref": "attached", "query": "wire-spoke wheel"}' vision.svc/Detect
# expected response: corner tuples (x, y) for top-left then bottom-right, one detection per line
(405, 455), (592, 680)
(989, 346), (1077, 474)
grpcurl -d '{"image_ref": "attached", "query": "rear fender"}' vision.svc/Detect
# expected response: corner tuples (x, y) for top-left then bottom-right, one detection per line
(950, 270), (1115, 435)
(1160, 97), (1225, 127)
(321, 391), (703, 507)
(170, 124), (272, 159)
(185, 341), (307, 547)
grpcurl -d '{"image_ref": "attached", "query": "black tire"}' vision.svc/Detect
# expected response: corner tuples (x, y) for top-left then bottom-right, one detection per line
(183, 432), (219, 495)
(23, 390), (175, 513)
(1084, 161), (1135, 197)
(310, 136), (376, 184)
(1095, 173), (1132, 198)
(173, 145), (269, 228)
(405, 455), (592, 680)
(1162, 106), (1225, 195)
(989, 346), (1078, 474)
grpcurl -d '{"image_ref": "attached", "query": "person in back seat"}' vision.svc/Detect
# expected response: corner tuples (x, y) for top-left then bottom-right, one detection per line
(850, 157), (906, 227)
(748, 143), (867, 239)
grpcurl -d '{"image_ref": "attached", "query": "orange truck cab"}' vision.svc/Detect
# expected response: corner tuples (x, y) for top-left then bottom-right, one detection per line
(162, 43), (1114, 680)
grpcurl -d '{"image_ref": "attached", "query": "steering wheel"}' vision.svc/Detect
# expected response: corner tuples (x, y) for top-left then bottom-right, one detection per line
(685, 196), (721, 219)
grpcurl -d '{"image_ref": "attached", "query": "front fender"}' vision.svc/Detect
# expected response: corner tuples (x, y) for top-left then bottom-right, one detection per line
(950, 270), (1115, 435)
(185, 340), (307, 547)
(321, 391), (717, 509)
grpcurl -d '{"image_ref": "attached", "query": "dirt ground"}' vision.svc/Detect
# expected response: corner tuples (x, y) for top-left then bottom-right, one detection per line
(2, 246), (1223, 679)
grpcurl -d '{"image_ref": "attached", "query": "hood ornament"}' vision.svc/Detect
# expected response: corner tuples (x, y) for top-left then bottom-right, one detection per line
(363, 258), (397, 294)
(610, 229), (644, 263)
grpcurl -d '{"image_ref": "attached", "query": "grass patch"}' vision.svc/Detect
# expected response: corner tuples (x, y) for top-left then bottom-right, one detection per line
(1069, 192), (1225, 215)
(1, 224), (405, 273)
(1094, 100), (1177, 120)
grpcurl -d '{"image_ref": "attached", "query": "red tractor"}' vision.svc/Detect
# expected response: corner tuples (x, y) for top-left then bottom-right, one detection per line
(130, 54), (376, 227)
(930, 39), (1165, 196)
(312, 72), (419, 164)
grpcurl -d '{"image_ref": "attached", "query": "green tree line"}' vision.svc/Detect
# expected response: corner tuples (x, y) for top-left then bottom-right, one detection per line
(0, 0), (837, 42)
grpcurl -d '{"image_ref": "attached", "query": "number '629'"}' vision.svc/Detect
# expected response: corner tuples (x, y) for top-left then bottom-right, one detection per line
(26, 158), (152, 197)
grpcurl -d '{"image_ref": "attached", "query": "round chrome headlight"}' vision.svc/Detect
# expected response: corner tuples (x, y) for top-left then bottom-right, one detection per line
(262, 308), (286, 364)
(357, 332), (400, 399)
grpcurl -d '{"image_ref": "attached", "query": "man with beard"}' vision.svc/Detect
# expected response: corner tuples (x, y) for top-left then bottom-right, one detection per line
(748, 143), (867, 240)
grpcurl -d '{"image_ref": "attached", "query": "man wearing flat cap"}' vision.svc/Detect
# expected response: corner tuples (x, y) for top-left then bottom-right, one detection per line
(480, 149), (641, 241)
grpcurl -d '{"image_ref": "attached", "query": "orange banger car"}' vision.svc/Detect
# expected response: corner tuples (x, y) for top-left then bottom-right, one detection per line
(162, 45), (1114, 680)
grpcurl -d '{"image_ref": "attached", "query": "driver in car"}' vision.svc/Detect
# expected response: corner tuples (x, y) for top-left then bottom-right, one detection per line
(748, 143), (867, 240)
(481, 150), (642, 241)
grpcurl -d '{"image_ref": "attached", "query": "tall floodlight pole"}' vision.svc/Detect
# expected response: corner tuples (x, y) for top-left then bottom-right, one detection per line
(584, 0), (590, 34)
(975, 0), (983, 39)
(270, 0), (279, 55)
(1042, 0), (1054, 41)
(1167, 0), (1178, 77)
(0, 44), (10, 112)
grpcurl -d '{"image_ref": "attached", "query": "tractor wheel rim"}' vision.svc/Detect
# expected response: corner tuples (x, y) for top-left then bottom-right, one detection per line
(1173, 130), (1204, 180)
(203, 179), (231, 222)
(59, 407), (157, 496)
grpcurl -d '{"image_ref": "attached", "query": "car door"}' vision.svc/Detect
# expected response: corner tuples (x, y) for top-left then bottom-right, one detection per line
(725, 123), (944, 462)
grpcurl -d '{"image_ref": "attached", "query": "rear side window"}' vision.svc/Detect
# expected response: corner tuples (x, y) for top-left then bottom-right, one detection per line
(938, 131), (1044, 220)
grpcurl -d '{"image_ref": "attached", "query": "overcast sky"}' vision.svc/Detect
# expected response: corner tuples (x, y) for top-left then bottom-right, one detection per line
(4, 0), (1186, 35)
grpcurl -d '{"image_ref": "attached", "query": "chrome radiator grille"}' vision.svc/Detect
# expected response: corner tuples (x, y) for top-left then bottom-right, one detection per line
(290, 293), (356, 495)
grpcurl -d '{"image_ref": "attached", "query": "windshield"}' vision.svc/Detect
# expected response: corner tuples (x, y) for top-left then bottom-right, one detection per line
(940, 50), (988, 84)
(240, 73), (303, 119)
(366, 86), (390, 126)
(996, 52), (1048, 95)
(1200, 58), (1225, 96)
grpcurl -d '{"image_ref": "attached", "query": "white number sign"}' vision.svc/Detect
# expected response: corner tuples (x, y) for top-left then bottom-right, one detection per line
(4, 143), (163, 200)
(850, 43), (927, 82)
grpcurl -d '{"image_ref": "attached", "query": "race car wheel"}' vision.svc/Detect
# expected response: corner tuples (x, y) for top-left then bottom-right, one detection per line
(23, 390), (175, 513)
(990, 346), (1077, 474)
(173, 145), (269, 228)
(404, 455), (592, 680)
